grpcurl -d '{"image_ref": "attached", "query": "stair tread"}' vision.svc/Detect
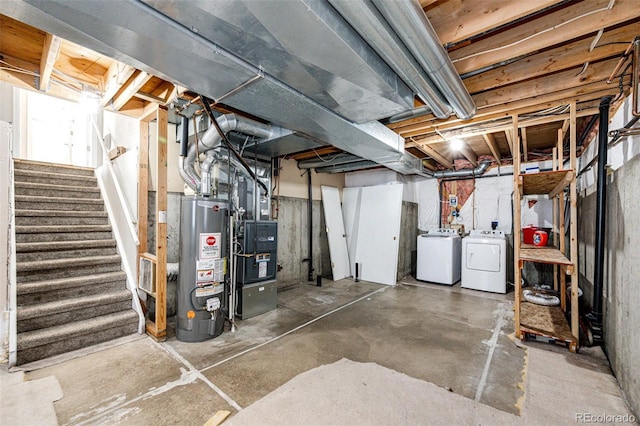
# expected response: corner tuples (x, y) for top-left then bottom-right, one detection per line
(14, 159), (95, 173)
(15, 195), (103, 204)
(17, 310), (138, 350)
(17, 254), (121, 272)
(14, 181), (100, 192)
(17, 271), (126, 294)
(14, 169), (97, 182)
(16, 224), (112, 233)
(17, 239), (117, 252)
(18, 289), (132, 319)
(15, 209), (108, 217)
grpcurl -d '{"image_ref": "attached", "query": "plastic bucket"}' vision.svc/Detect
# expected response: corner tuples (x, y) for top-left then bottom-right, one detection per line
(533, 230), (548, 246)
(522, 225), (538, 244)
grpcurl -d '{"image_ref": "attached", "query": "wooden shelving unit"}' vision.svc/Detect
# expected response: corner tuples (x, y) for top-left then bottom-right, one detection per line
(513, 104), (580, 352)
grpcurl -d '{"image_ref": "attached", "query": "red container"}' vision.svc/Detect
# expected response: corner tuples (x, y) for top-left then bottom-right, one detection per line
(522, 225), (538, 244)
(533, 230), (549, 246)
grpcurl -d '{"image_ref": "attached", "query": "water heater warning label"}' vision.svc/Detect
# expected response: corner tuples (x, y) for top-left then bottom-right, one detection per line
(199, 233), (221, 259)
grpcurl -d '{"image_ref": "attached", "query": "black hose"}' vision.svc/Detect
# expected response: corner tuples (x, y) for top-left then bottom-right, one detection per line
(180, 115), (189, 157)
(201, 97), (269, 195)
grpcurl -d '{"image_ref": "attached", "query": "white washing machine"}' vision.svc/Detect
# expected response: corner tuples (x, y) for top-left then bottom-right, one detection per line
(461, 230), (507, 293)
(416, 229), (461, 285)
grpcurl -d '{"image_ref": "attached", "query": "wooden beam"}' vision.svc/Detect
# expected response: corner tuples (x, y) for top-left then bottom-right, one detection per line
(482, 133), (502, 164)
(451, 0), (637, 75)
(472, 58), (619, 109)
(427, 0), (560, 46)
(397, 82), (620, 137)
(521, 127), (529, 162)
(403, 108), (598, 143)
(138, 121), (150, 255)
(459, 141), (478, 166)
(416, 144), (453, 169)
(462, 21), (640, 94)
(557, 128), (564, 166)
(38, 33), (61, 92)
(100, 62), (135, 107)
(110, 70), (152, 111)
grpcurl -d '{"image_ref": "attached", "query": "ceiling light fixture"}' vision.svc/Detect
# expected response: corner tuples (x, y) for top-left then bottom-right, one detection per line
(450, 138), (463, 151)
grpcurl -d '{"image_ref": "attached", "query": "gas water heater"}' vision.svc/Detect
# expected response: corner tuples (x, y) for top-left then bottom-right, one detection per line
(177, 197), (228, 342)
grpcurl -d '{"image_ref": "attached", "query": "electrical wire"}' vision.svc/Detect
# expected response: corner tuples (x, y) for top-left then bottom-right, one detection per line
(311, 148), (343, 163)
(452, 0), (617, 64)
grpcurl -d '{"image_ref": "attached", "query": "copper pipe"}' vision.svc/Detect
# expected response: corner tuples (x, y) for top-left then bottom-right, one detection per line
(606, 36), (638, 84)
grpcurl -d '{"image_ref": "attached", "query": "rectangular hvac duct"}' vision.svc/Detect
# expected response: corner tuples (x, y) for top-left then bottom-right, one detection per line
(142, 0), (414, 123)
(5, 0), (425, 175)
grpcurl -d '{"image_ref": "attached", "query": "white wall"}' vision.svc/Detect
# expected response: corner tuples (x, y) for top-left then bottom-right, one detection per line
(148, 122), (182, 193)
(345, 168), (420, 203)
(279, 158), (345, 200)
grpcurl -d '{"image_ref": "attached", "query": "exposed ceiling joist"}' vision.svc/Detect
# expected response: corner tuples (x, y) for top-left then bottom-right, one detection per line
(450, 0), (634, 75)
(405, 108), (599, 147)
(110, 70), (152, 111)
(426, 0), (561, 46)
(458, 141), (478, 166)
(482, 133), (501, 163)
(38, 32), (60, 92)
(522, 127), (529, 162)
(462, 21), (639, 94)
(504, 129), (515, 158)
(416, 144), (453, 169)
(100, 62), (135, 107)
(473, 58), (619, 109)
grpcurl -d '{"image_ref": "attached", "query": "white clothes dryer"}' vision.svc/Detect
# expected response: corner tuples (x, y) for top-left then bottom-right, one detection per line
(416, 229), (461, 285)
(461, 230), (507, 293)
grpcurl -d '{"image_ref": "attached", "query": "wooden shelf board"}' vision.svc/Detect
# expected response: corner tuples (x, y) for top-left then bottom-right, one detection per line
(520, 170), (574, 196)
(519, 301), (576, 344)
(520, 246), (572, 266)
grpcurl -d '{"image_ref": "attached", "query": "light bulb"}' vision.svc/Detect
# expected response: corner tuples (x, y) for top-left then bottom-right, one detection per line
(450, 138), (463, 150)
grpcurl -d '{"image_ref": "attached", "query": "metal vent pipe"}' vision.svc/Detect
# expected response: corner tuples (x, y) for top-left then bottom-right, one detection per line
(372, 0), (476, 120)
(430, 160), (491, 179)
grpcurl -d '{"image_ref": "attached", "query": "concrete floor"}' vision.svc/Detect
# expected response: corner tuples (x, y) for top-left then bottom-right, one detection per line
(1, 277), (636, 425)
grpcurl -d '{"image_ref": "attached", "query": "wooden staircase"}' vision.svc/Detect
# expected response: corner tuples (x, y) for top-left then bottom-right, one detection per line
(13, 159), (139, 365)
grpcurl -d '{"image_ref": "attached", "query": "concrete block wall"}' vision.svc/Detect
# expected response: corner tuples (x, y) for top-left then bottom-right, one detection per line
(578, 151), (640, 416)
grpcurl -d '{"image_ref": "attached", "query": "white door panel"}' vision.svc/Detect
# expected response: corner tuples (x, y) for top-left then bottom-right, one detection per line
(321, 186), (350, 280)
(342, 187), (362, 277)
(354, 184), (403, 286)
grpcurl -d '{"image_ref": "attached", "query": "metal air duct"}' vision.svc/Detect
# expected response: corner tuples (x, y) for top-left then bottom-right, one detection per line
(328, 0), (452, 119)
(431, 161), (491, 179)
(372, 0), (476, 120)
(5, 0), (433, 176)
(297, 153), (367, 170)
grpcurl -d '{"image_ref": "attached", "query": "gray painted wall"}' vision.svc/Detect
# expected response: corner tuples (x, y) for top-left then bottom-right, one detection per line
(578, 153), (640, 416)
(398, 201), (418, 279)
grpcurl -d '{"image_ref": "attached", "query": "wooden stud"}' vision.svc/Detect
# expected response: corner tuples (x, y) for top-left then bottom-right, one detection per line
(138, 121), (150, 255)
(154, 106), (168, 340)
(569, 101), (579, 344)
(513, 113), (522, 338)
(552, 147), (558, 292)
(38, 33), (61, 92)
